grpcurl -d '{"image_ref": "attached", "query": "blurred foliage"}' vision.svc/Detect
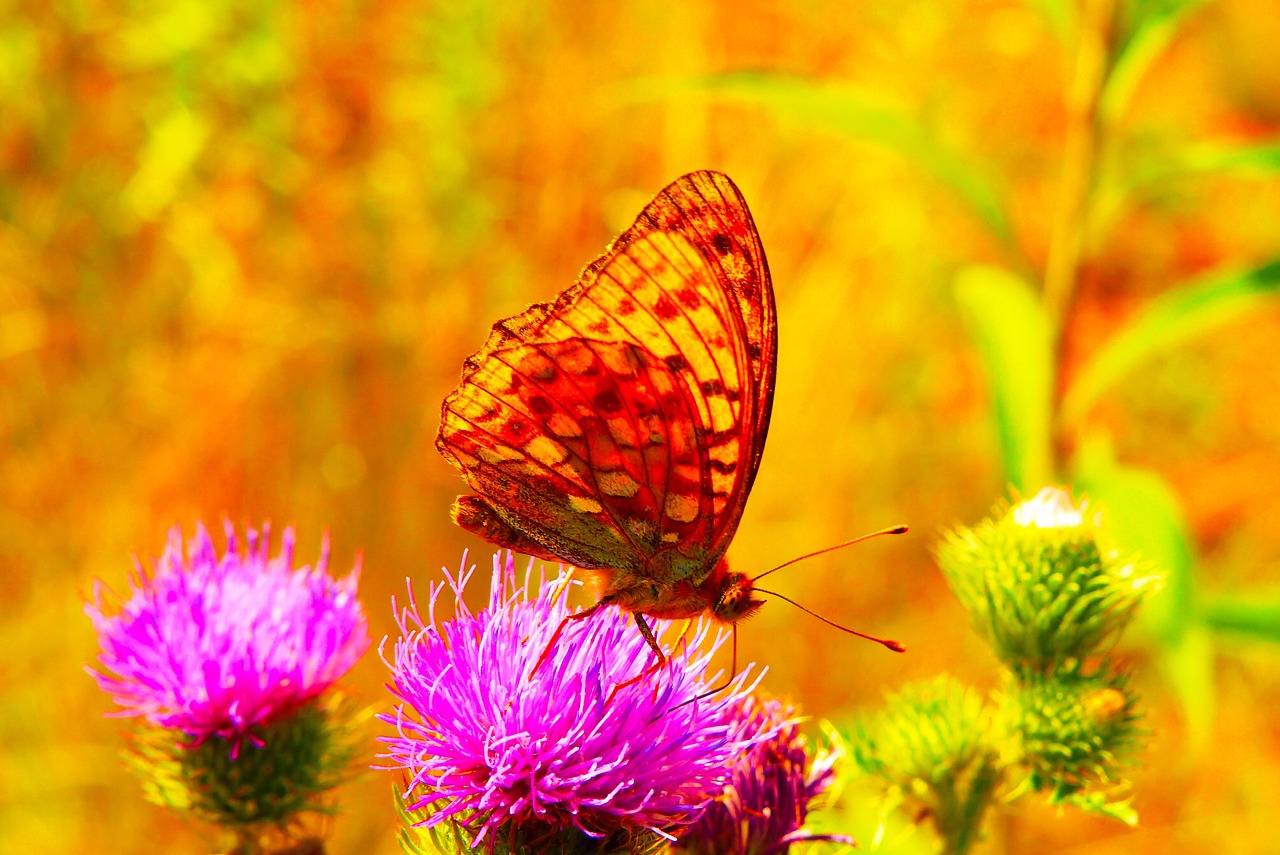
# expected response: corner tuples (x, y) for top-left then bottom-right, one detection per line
(3, 0), (1280, 853)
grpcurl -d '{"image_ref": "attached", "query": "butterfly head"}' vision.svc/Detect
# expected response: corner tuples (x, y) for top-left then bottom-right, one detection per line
(711, 562), (764, 624)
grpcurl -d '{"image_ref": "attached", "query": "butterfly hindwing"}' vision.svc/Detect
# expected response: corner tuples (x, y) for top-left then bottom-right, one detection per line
(443, 334), (716, 577)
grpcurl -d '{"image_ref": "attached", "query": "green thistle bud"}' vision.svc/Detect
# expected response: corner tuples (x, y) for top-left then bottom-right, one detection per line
(847, 677), (1002, 854)
(937, 487), (1159, 673)
(126, 694), (361, 851)
(1002, 667), (1141, 824)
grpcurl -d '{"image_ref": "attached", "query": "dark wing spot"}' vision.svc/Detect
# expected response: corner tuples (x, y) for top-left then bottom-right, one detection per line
(675, 288), (700, 309)
(747, 343), (762, 361)
(712, 233), (734, 255)
(653, 295), (678, 320)
(593, 389), (623, 414)
(616, 298), (637, 316)
(528, 395), (554, 415)
(532, 365), (558, 382)
(699, 379), (725, 396)
(664, 354), (688, 373)
(709, 459), (737, 474)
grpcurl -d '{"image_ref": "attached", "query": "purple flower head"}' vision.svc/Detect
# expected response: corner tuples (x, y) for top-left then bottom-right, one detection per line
(86, 522), (370, 753)
(379, 552), (778, 850)
(677, 697), (850, 855)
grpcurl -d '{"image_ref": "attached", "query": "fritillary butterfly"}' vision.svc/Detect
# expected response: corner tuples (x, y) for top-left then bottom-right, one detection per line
(436, 171), (776, 662)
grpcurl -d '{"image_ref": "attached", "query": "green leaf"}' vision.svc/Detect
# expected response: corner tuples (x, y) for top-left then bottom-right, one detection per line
(1202, 593), (1280, 644)
(954, 266), (1054, 491)
(1158, 626), (1215, 756)
(1140, 139), (1280, 182)
(1072, 435), (1194, 642)
(1101, 0), (1210, 123)
(1072, 438), (1213, 754)
(684, 73), (1016, 247)
(1061, 258), (1280, 424)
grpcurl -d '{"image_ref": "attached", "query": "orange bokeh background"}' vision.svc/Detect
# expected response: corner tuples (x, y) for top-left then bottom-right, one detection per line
(4, 1), (1280, 852)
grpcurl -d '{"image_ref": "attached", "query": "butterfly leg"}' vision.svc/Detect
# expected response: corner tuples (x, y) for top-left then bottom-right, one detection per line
(530, 601), (606, 678)
(604, 613), (671, 704)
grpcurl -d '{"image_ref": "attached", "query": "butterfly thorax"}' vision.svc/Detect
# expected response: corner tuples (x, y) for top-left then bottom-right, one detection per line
(600, 557), (764, 624)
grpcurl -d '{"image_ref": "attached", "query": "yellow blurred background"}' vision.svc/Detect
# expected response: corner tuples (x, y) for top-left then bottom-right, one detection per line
(4, 0), (1280, 852)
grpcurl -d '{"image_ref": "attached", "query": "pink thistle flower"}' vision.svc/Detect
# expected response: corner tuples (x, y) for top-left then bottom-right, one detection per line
(379, 552), (778, 850)
(86, 522), (369, 755)
(677, 697), (851, 855)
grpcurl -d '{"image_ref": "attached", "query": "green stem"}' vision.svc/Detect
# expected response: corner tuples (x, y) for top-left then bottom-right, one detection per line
(1045, 0), (1115, 470)
(931, 760), (1005, 855)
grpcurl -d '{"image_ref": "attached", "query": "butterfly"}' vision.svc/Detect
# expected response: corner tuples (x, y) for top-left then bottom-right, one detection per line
(436, 170), (777, 664)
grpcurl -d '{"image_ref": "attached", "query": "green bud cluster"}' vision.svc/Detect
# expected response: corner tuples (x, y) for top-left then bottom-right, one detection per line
(127, 694), (360, 847)
(844, 488), (1157, 853)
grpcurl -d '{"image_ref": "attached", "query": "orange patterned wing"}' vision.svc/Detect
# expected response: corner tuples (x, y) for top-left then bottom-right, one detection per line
(437, 171), (776, 587)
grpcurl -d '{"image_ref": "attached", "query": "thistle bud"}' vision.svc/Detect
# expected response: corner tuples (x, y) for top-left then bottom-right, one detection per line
(1002, 667), (1141, 824)
(846, 677), (1002, 849)
(937, 487), (1158, 673)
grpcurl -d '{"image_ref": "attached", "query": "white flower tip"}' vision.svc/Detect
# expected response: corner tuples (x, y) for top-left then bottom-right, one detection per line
(1012, 486), (1087, 529)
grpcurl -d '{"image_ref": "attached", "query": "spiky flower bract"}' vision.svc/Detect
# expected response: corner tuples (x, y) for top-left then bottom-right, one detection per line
(127, 691), (364, 833)
(1003, 666), (1141, 824)
(937, 486), (1158, 674)
(379, 552), (777, 853)
(676, 696), (851, 855)
(87, 522), (370, 751)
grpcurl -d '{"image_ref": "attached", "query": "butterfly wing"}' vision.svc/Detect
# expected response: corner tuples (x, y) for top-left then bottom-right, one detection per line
(437, 171), (776, 584)
(614, 170), (777, 494)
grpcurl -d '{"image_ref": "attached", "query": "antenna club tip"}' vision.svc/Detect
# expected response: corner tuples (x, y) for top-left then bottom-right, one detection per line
(890, 524), (909, 535)
(886, 640), (907, 653)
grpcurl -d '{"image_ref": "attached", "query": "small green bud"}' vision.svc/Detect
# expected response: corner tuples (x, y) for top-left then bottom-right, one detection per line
(126, 694), (361, 846)
(1003, 667), (1142, 823)
(847, 677), (1002, 850)
(938, 487), (1159, 673)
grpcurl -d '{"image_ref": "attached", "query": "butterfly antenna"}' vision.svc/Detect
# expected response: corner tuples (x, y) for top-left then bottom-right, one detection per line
(752, 524), (907, 584)
(754, 586), (905, 652)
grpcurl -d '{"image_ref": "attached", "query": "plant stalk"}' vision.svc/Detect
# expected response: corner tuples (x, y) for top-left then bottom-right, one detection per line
(1045, 0), (1115, 470)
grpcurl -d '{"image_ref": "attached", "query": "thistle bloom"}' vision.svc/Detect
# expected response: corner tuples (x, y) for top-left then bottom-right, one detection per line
(379, 552), (778, 850)
(677, 696), (851, 855)
(86, 522), (369, 752)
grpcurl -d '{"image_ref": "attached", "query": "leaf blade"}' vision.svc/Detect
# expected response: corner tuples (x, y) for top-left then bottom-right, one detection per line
(954, 266), (1054, 491)
(1062, 258), (1280, 424)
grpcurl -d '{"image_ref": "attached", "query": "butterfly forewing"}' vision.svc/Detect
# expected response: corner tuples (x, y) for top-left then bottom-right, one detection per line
(437, 170), (776, 591)
(625, 171), (777, 492)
